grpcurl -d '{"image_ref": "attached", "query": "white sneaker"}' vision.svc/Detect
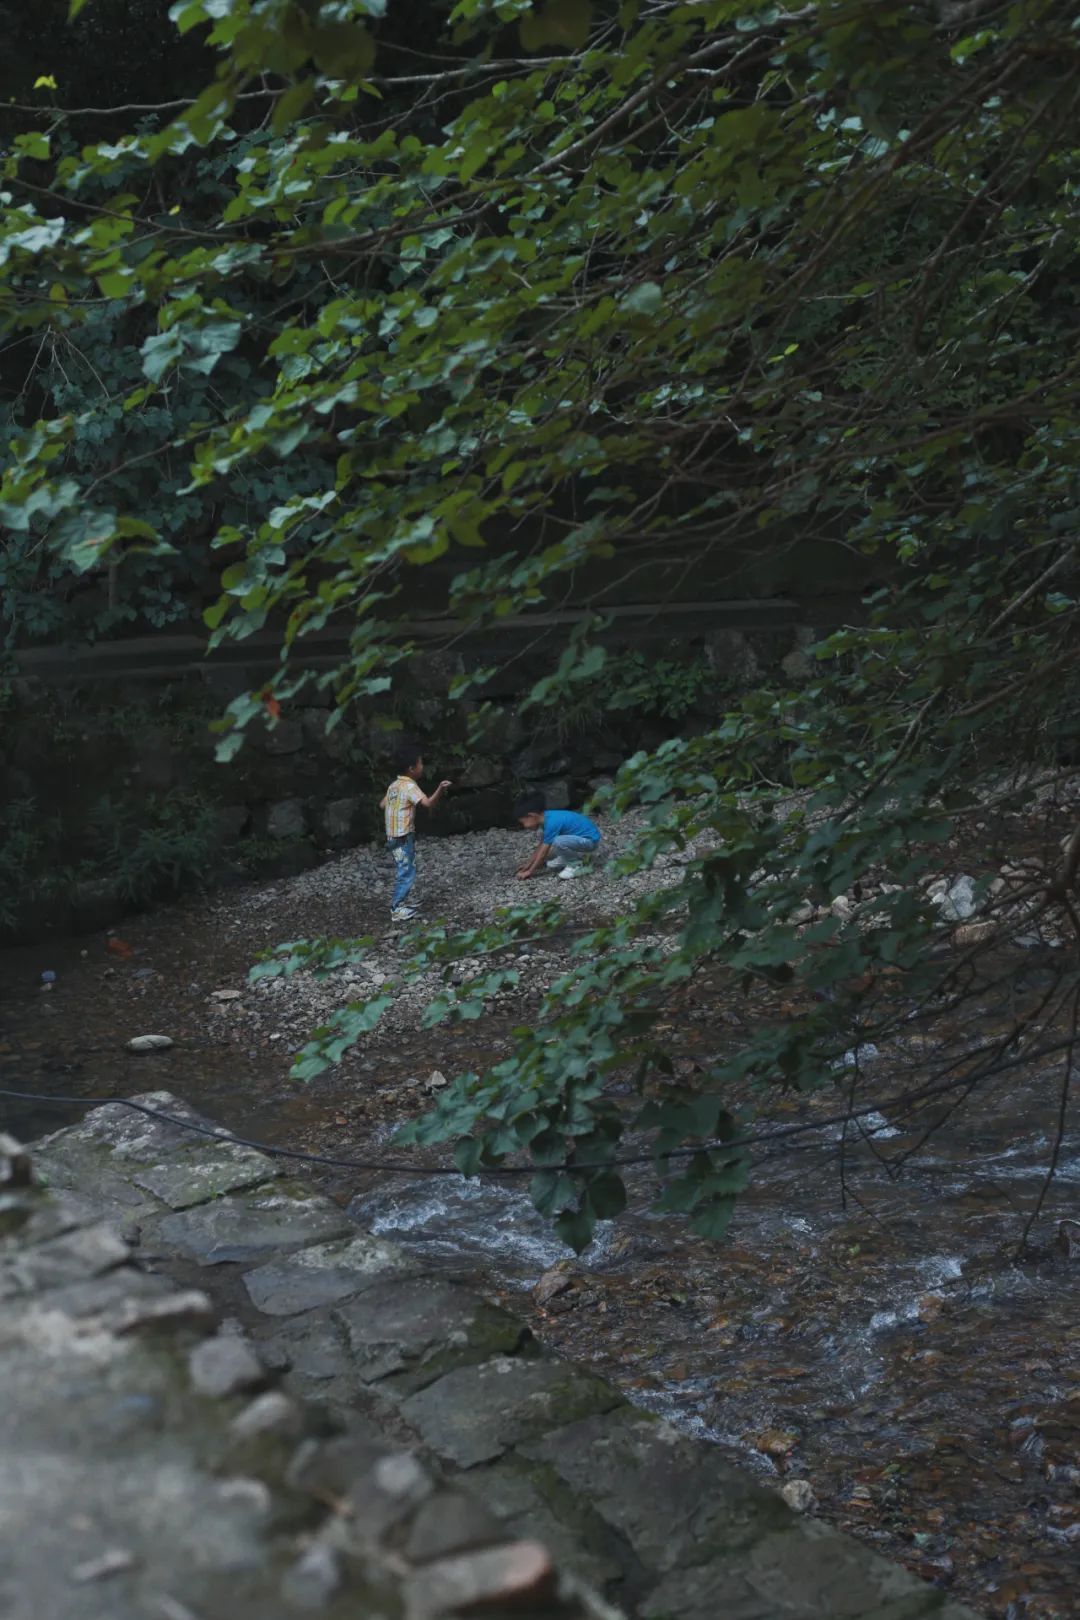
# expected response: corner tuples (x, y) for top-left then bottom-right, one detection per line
(545, 857), (565, 870)
(391, 905), (417, 920)
(558, 865), (588, 881)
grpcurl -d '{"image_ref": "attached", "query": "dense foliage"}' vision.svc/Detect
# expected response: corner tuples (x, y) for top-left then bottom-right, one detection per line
(2, 0), (1079, 1247)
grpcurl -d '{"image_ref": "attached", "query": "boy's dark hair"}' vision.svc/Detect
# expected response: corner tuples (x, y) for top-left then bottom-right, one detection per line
(394, 738), (423, 772)
(514, 791), (545, 818)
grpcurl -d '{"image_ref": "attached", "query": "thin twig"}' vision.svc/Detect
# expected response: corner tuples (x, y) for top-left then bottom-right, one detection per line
(1017, 985), (1078, 1256)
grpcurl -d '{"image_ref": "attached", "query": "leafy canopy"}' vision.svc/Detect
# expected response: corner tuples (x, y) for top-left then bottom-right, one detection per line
(2, 0), (1079, 1247)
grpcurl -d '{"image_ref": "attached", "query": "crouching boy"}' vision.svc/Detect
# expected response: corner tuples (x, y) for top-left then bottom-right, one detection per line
(514, 792), (602, 881)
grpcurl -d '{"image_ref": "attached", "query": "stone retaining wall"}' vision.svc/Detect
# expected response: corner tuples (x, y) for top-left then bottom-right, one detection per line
(24, 1092), (981, 1620)
(2, 1123), (615, 1620)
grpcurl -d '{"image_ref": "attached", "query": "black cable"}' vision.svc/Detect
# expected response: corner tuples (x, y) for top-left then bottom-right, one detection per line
(1, 1032), (1074, 1179)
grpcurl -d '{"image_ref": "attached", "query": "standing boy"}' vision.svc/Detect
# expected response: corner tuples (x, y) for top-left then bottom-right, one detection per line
(381, 740), (451, 920)
(514, 792), (602, 882)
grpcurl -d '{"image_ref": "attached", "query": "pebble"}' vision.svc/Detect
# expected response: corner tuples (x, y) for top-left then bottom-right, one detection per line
(933, 875), (978, 921)
(405, 1541), (556, 1616)
(753, 1427), (798, 1459)
(126, 1034), (174, 1052)
(113, 1290), (215, 1336)
(188, 1333), (265, 1399)
(282, 1542), (342, 1610)
(71, 1549), (136, 1583)
(533, 1265), (573, 1308)
(781, 1479), (817, 1513)
(229, 1391), (305, 1443)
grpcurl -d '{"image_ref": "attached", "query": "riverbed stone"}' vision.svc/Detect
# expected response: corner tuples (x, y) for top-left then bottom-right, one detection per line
(215, 803), (251, 844)
(29, 1267), (176, 1330)
(40, 1090), (209, 1162)
(704, 627), (761, 687)
(781, 626), (819, 682)
(242, 1231), (416, 1317)
(404, 1540), (558, 1619)
(458, 756), (501, 789)
(334, 1276), (527, 1394)
(258, 1306), (355, 1395)
(404, 1488), (504, 1563)
(400, 1358), (620, 1469)
(189, 1331), (266, 1398)
(1, 1219), (131, 1297)
(145, 1181), (353, 1265)
(267, 797), (308, 839)
(465, 1455), (625, 1593)
(322, 795), (362, 842)
(536, 776), (571, 809)
(519, 1406), (789, 1574)
(14, 1160), (161, 1236)
(130, 1142), (281, 1210)
(281, 1538), (343, 1610)
(113, 1287), (217, 1337)
(641, 1518), (972, 1620)
(264, 719), (304, 756)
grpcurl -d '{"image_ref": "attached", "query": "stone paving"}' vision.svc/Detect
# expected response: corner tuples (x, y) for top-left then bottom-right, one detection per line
(21, 1092), (984, 1620)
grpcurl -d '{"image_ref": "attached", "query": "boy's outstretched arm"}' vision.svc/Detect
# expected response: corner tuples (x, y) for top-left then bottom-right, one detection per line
(418, 779), (452, 810)
(516, 841), (552, 880)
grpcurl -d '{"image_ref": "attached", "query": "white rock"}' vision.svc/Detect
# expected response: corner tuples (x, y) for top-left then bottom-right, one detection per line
(126, 1034), (174, 1052)
(933, 876), (977, 921)
(283, 1542), (342, 1610)
(189, 1333), (265, 1398)
(212, 989), (242, 1001)
(780, 1479), (817, 1514)
(425, 1069), (449, 1091)
(229, 1391), (304, 1443)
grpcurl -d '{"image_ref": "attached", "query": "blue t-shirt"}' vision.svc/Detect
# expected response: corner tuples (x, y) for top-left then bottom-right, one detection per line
(543, 809), (600, 845)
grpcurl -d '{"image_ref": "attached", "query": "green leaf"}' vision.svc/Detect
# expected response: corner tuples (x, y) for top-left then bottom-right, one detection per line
(15, 131), (51, 160)
(585, 1173), (626, 1219)
(520, 0), (592, 51)
(689, 1198), (736, 1242)
(140, 331), (184, 383)
(620, 281), (663, 316)
(531, 1170), (577, 1215)
(555, 1203), (597, 1255)
(311, 22), (375, 77)
(453, 1137), (484, 1176)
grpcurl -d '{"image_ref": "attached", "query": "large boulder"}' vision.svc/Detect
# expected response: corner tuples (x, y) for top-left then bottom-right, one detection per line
(266, 798), (307, 840)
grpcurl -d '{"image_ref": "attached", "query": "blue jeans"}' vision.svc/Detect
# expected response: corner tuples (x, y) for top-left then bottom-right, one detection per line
(551, 834), (601, 862)
(388, 834), (416, 909)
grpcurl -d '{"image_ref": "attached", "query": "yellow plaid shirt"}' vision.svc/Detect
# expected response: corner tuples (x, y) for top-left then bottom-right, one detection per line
(384, 775), (423, 839)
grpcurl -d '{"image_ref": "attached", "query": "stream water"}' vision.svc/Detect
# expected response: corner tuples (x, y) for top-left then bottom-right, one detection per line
(2, 887), (1078, 1619)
